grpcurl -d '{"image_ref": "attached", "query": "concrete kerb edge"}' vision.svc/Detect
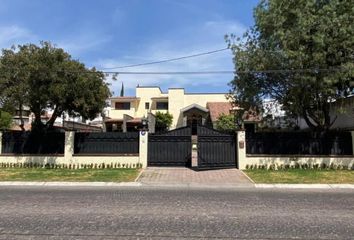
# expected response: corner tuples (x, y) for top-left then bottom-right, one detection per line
(0, 182), (353, 189)
(255, 184), (354, 189)
(0, 181), (142, 187)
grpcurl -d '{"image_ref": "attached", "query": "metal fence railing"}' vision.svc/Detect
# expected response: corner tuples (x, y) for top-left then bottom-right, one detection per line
(246, 131), (353, 155)
(74, 132), (139, 154)
(2, 131), (65, 154)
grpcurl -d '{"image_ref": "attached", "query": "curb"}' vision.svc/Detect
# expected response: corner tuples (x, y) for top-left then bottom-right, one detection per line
(0, 181), (142, 187)
(0, 182), (353, 189)
(255, 184), (354, 189)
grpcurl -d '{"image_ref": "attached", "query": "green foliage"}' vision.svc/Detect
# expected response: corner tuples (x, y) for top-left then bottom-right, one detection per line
(215, 114), (236, 132)
(0, 110), (12, 130)
(226, 0), (354, 132)
(155, 111), (173, 131)
(0, 41), (111, 132)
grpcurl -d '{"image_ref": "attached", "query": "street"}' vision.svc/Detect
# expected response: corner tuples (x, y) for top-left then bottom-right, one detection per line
(0, 186), (353, 239)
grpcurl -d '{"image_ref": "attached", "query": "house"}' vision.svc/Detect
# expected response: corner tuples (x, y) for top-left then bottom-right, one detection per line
(104, 86), (233, 132)
(297, 95), (354, 130)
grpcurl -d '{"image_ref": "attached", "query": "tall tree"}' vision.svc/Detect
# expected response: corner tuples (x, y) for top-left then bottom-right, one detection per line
(0, 42), (111, 132)
(120, 82), (124, 97)
(226, 0), (354, 132)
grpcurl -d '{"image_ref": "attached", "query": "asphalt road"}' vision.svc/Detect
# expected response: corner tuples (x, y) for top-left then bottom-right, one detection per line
(0, 186), (353, 240)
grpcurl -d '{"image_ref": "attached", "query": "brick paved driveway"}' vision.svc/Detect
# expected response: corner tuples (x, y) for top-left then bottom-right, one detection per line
(137, 167), (253, 186)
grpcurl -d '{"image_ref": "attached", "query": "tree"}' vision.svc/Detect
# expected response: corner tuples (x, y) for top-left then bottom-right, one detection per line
(0, 42), (111, 132)
(155, 111), (173, 131)
(215, 114), (236, 132)
(120, 82), (124, 97)
(0, 110), (12, 130)
(226, 0), (354, 132)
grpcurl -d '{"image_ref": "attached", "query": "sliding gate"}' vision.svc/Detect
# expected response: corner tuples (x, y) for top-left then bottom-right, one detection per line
(148, 126), (192, 167)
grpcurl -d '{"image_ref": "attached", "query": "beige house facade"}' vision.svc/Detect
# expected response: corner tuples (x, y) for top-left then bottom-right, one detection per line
(105, 86), (232, 132)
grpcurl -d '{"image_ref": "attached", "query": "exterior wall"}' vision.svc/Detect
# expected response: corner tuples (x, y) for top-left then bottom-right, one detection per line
(237, 131), (354, 170)
(0, 131), (148, 168)
(184, 93), (227, 107)
(107, 87), (229, 130)
(168, 89), (185, 129)
(136, 87), (165, 117)
(108, 100), (138, 119)
(298, 96), (354, 130)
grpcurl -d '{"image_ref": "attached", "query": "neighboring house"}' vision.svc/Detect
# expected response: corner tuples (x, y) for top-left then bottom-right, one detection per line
(105, 86), (232, 132)
(298, 95), (354, 130)
(10, 107), (104, 132)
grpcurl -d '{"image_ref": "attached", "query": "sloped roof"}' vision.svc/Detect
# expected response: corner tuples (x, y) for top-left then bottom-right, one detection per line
(180, 104), (209, 113)
(207, 102), (233, 122)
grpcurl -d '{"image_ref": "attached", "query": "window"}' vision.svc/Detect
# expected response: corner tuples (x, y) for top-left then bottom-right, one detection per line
(145, 102), (150, 110)
(156, 102), (168, 110)
(115, 102), (130, 110)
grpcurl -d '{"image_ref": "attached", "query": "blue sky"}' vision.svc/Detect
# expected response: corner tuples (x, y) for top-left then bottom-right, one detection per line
(0, 0), (259, 96)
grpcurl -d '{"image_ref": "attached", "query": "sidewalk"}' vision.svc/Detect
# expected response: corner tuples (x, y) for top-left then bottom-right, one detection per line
(0, 167), (353, 189)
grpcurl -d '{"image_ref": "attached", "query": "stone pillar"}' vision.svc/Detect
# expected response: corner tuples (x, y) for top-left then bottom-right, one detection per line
(139, 130), (148, 168)
(191, 135), (198, 168)
(237, 131), (247, 170)
(64, 131), (75, 162)
(0, 132), (2, 154)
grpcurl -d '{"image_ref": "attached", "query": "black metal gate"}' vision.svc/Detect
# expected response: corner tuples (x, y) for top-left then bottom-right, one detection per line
(148, 126), (192, 167)
(197, 125), (237, 169)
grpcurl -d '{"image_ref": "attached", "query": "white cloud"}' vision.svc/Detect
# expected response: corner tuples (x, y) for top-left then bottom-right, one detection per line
(56, 32), (112, 58)
(0, 25), (37, 49)
(96, 20), (246, 96)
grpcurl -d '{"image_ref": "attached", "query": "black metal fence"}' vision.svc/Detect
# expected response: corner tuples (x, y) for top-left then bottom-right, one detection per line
(246, 131), (353, 155)
(2, 131), (65, 154)
(74, 132), (139, 154)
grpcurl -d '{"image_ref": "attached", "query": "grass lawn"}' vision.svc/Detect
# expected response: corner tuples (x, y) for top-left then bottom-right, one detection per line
(0, 168), (140, 182)
(244, 169), (354, 184)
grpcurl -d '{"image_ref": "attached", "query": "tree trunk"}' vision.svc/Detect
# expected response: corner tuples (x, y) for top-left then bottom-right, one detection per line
(18, 103), (25, 132)
(45, 105), (61, 130)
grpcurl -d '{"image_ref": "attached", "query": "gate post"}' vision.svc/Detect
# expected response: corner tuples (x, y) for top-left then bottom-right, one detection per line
(0, 132), (2, 154)
(237, 131), (247, 170)
(64, 131), (75, 162)
(139, 130), (148, 168)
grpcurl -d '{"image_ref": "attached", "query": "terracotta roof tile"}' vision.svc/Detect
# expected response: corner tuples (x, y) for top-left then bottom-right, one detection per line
(206, 102), (233, 122)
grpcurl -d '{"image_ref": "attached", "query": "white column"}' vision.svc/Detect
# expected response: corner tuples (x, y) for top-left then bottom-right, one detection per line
(237, 131), (247, 170)
(64, 131), (75, 162)
(0, 132), (2, 154)
(139, 130), (148, 168)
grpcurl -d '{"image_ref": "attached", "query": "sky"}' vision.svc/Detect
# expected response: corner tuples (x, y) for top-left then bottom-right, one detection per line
(0, 0), (259, 96)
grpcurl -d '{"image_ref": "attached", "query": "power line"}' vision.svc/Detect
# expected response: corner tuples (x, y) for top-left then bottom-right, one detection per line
(100, 47), (229, 70)
(98, 68), (352, 75)
(0, 68), (351, 75)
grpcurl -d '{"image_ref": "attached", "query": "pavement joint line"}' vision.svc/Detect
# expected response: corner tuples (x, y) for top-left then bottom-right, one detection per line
(239, 170), (255, 183)
(134, 168), (145, 182)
